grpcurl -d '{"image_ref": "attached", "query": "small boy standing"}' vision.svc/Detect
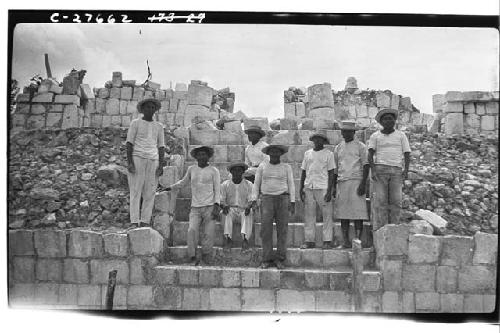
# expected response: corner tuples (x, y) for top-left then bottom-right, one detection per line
(368, 108), (411, 231)
(333, 121), (370, 248)
(251, 145), (295, 269)
(165, 146), (221, 265)
(126, 98), (166, 228)
(299, 132), (336, 249)
(220, 162), (254, 250)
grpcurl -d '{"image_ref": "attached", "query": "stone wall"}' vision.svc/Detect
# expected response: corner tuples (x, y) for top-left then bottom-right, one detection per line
(283, 78), (434, 130)
(433, 91), (499, 136)
(12, 72), (236, 131)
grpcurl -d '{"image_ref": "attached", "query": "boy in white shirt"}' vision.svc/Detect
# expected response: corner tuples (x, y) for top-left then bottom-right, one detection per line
(165, 146), (221, 265)
(220, 162), (254, 250)
(126, 98), (166, 228)
(368, 108), (411, 231)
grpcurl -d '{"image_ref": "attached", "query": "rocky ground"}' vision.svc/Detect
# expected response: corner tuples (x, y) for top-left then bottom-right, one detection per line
(8, 128), (498, 236)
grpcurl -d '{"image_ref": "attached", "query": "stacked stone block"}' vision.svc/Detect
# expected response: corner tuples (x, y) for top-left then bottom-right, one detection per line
(433, 91), (499, 136)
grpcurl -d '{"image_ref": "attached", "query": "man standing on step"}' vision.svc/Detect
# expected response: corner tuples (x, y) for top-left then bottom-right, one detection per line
(299, 132), (336, 249)
(368, 108), (411, 231)
(244, 125), (269, 183)
(333, 121), (369, 248)
(126, 98), (166, 228)
(221, 162), (254, 251)
(164, 146), (221, 265)
(251, 145), (295, 269)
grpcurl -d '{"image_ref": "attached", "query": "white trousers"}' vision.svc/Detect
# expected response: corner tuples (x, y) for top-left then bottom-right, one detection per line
(223, 207), (253, 239)
(128, 156), (159, 224)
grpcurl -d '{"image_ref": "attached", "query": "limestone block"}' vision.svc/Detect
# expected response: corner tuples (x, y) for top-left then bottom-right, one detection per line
(16, 93), (31, 103)
(415, 209), (448, 235)
(11, 114), (26, 128)
(132, 87), (144, 100)
(180, 288), (209, 310)
(462, 91), (494, 101)
(439, 294), (464, 312)
(458, 266), (496, 293)
(284, 103), (296, 118)
(241, 289), (274, 311)
(464, 114), (480, 130)
(444, 102), (463, 113)
(436, 266), (458, 293)
(13, 257), (35, 282)
(159, 166), (180, 188)
(380, 259), (402, 291)
(472, 232), (498, 265)
(415, 292), (439, 311)
(175, 83), (188, 92)
(68, 230), (103, 258)
(14, 102), (31, 114)
(402, 265), (436, 292)
(260, 270), (280, 288)
(9, 230), (34, 255)
(199, 268), (222, 287)
(34, 230), (66, 257)
(270, 130), (297, 146)
(299, 118), (314, 130)
(54, 94), (80, 105)
(227, 145), (245, 161)
(223, 120), (242, 131)
(106, 98), (120, 115)
(84, 99), (96, 115)
(127, 285), (154, 307)
(33, 283), (59, 305)
(169, 98), (179, 113)
(475, 103), (486, 115)
(277, 290), (315, 312)
(463, 103), (475, 114)
(103, 233), (129, 257)
(399, 96), (411, 111)
(95, 98), (106, 113)
(348, 105), (357, 118)
(373, 224), (409, 256)
(63, 259), (89, 283)
(174, 90), (188, 100)
(121, 115), (131, 127)
(91, 114), (103, 127)
(440, 235), (473, 267)
(480, 115), (496, 131)
(189, 129), (219, 145)
(308, 83), (334, 109)
(79, 84), (94, 100)
(26, 115), (45, 129)
(382, 291), (402, 312)
(32, 93), (54, 103)
(155, 89), (166, 100)
(111, 115), (121, 127)
(187, 84), (213, 107)
(118, 100), (128, 115)
(296, 102), (306, 118)
(284, 145), (310, 163)
(408, 234), (441, 264)
(316, 291), (352, 312)
(407, 220), (433, 235)
(376, 92), (391, 108)
(90, 259), (129, 284)
(280, 270), (306, 289)
(97, 88), (109, 99)
(464, 294), (483, 312)
(445, 91), (464, 102)
(124, 100), (137, 114)
(127, 227), (164, 256)
(153, 214), (172, 239)
(112, 72), (123, 88)
(432, 94), (445, 113)
(243, 117), (270, 131)
(178, 267), (199, 285)
(362, 271), (382, 291)
(209, 288), (241, 311)
(154, 190), (177, 214)
(152, 285), (181, 309)
(240, 269), (260, 288)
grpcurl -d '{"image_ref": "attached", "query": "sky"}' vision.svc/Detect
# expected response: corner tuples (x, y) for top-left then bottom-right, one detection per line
(11, 23), (499, 120)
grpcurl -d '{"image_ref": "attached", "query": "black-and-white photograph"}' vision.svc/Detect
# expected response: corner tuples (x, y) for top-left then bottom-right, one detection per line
(4, 3), (499, 327)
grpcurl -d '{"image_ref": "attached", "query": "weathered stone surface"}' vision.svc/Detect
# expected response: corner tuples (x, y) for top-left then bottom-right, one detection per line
(32, 93), (54, 103)
(187, 84), (213, 107)
(180, 288), (209, 310)
(436, 266), (458, 293)
(382, 291), (402, 312)
(77, 285), (101, 307)
(380, 259), (402, 291)
(402, 265), (436, 292)
(315, 291), (352, 311)
(243, 117), (270, 131)
(154, 191), (177, 214)
(362, 271), (381, 292)
(485, 102), (499, 114)
(54, 94), (80, 105)
(472, 232), (498, 265)
(222, 268), (241, 288)
(26, 115), (45, 129)
(260, 269), (280, 288)
(414, 209), (448, 235)
(13, 257), (35, 282)
(241, 268), (260, 288)
(34, 230), (66, 257)
(29, 104), (46, 115)
(103, 233), (128, 257)
(360, 292), (381, 312)
(440, 235), (473, 266)
(79, 84), (95, 100)
(9, 283), (35, 305)
(210, 288), (241, 311)
(463, 102), (475, 114)
(445, 91), (464, 102)
(128, 285), (154, 307)
(308, 83), (334, 109)
(303, 271), (328, 289)
(408, 234), (441, 264)
(464, 294), (484, 313)
(11, 114), (26, 128)
(444, 112), (464, 135)
(112, 72), (123, 88)
(106, 98), (120, 115)
(407, 220), (434, 235)
(33, 283), (59, 305)
(9, 230), (34, 256)
(36, 258), (62, 282)
(373, 224), (409, 256)
(45, 112), (63, 128)
(483, 295), (496, 313)
(443, 102), (463, 113)
(199, 267), (221, 287)
(458, 266), (496, 293)
(280, 270), (305, 289)
(481, 115), (496, 131)
(90, 259), (129, 284)
(241, 288), (274, 311)
(189, 129), (219, 145)
(63, 259), (89, 283)
(440, 294), (464, 313)
(57, 284), (79, 305)
(277, 289), (315, 312)
(153, 214), (172, 240)
(178, 267), (199, 285)
(356, 104), (369, 118)
(376, 92), (391, 108)
(68, 230), (103, 258)
(402, 292), (415, 313)
(61, 105), (79, 129)
(128, 227), (164, 256)
(415, 292), (439, 311)
(96, 164), (128, 186)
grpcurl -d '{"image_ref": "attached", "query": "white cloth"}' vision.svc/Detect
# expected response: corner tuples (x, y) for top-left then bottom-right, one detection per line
(126, 119), (165, 160)
(334, 140), (368, 181)
(221, 179), (253, 208)
(301, 148), (335, 189)
(223, 208), (253, 238)
(368, 130), (411, 168)
(304, 188), (334, 242)
(171, 165), (221, 207)
(251, 162), (295, 202)
(245, 140), (270, 174)
(128, 156), (159, 224)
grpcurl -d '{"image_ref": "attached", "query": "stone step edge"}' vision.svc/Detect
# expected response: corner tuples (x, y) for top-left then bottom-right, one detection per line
(166, 245), (375, 253)
(154, 264), (368, 273)
(170, 221), (373, 226)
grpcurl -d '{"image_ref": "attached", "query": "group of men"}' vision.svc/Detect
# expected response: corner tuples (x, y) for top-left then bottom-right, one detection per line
(126, 97), (411, 269)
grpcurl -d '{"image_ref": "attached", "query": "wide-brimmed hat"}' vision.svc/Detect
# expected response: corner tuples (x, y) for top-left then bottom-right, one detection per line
(339, 120), (361, 131)
(137, 98), (161, 113)
(190, 146), (214, 158)
(227, 162), (248, 172)
(262, 144), (288, 155)
(309, 132), (329, 144)
(375, 108), (398, 123)
(244, 125), (266, 137)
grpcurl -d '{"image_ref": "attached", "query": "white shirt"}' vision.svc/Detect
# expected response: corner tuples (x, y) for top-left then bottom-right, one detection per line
(126, 119), (165, 160)
(251, 162), (295, 202)
(245, 140), (270, 169)
(171, 165), (221, 207)
(334, 140), (368, 181)
(301, 148), (335, 189)
(368, 130), (411, 168)
(221, 179), (253, 208)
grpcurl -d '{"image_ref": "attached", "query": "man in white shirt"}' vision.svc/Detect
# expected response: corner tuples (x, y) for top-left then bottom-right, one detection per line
(165, 146), (221, 265)
(244, 126), (269, 182)
(220, 162), (254, 250)
(126, 98), (166, 228)
(368, 108), (411, 230)
(251, 145), (295, 269)
(299, 132), (336, 249)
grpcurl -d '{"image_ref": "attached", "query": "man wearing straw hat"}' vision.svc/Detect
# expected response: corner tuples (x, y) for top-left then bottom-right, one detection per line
(368, 108), (411, 231)
(126, 98), (166, 228)
(333, 120), (369, 248)
(244, 125), (269, 182)
(165, 146), (221, 265)
(299, 131), (336, 249)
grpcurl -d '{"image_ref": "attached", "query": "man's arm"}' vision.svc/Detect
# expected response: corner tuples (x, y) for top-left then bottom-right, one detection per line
(368, 148), (377, 180)
(126, 142), (135, 173)
(213, 168), (221, 206)
(403, 152), (410, 180)
(156, 146), (166, 177)
(357, 164), (370, 196)
(250, 165), (263, 203)
(299, 170), (306, 202)
(169, 166), (191, 190)
(325, 169), (334, 202)
(286, 164), (296, 214)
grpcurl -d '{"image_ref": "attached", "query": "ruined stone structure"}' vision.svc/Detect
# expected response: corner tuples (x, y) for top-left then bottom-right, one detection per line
(282, 78), (435, 131)
(433, 91), (499, 136)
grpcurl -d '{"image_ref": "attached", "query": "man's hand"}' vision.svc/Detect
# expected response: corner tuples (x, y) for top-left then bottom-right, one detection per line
(128, 163), (136, 174)
(155, 166), (163, 177)
(162, 187), (172, 192)
(331, 186), (337, 198)
(250, 200), (257, 210)
(402, 169), (409, 180)
(244, 206), (251, 216)
(324, 192), (332, 203)
(299, 188), (305, 202)
(289, 202), (295, 215)
(357, 181), (366, 196)
(222, 205), (230, 215)
(211, 204), (221, 220)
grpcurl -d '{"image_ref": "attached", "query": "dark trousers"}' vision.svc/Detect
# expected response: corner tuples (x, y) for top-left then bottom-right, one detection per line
(260, 194), (289, 262)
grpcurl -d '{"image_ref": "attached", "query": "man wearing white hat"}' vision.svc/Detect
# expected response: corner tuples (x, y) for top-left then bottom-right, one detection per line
(126, 98), (166, 228)
(333, 120), (369, 248)
(368, 108), (411, 230)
